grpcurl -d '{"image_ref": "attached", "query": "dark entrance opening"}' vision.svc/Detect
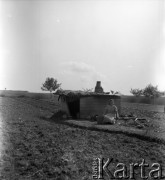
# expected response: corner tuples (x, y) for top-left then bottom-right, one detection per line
(68, 99), (80, 119)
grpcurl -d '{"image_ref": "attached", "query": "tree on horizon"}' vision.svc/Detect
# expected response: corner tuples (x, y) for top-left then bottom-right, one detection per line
(41, 77), (61, 93)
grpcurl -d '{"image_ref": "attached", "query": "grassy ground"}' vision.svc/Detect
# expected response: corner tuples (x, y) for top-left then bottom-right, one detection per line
(0, 96), (165, 179)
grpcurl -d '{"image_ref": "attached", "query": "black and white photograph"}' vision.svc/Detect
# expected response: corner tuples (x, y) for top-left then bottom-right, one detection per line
(0, 0), (165, 179)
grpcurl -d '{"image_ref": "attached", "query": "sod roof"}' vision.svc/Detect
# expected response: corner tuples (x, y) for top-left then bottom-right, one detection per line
(54, 90), (120, 102)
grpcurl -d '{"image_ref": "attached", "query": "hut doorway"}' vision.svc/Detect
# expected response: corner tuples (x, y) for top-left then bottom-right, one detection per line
(68, 99), (80, 119)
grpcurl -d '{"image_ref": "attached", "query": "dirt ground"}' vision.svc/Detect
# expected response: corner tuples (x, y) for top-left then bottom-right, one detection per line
(0, 96), (165, 180)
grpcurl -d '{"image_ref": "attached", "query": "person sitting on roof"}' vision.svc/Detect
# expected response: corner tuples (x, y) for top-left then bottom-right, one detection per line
(97, 99), (119, 124)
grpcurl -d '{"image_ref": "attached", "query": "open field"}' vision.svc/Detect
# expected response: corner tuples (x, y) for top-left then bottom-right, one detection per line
(0, 90), (54, 100)
(1, 90), (165, 106)
(122, 95), (165, 105)
(121, 102), (165, 113)
(0, 96), (165, 179)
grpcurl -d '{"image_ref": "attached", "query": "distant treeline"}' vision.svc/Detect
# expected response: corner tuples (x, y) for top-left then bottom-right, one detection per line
(121, 95), (165, 105)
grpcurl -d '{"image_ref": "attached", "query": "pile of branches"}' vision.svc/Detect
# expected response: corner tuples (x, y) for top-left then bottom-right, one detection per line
(50, 110), (68, 121)
(119, 114), (149, 128)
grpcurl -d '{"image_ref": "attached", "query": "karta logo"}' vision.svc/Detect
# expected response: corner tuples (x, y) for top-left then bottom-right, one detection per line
(92, 158), (164, 179)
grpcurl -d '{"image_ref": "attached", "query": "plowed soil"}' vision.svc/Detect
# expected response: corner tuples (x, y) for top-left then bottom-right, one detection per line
(0, 96), (165, 180)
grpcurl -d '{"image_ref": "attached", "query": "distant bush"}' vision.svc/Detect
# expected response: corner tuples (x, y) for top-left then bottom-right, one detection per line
(131, 84), (164, 99)
(143, 84), (162, 98)
(18, 95), (26, 98)
(130, 88), (143, 97)
(0, 94), (5, 97)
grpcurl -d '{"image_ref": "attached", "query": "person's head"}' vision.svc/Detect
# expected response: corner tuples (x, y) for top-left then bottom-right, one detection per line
(108, 99), (114, 106)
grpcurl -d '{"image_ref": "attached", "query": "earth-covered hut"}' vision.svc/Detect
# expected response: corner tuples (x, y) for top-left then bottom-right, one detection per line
(54, 90), (121, 119)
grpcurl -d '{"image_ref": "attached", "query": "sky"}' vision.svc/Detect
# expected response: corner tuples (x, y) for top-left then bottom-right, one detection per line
(0, 0), (165, 95)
